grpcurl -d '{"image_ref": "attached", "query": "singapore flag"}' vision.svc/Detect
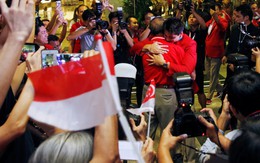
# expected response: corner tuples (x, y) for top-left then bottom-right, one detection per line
(27, 41), (120, 131)
(127, 79), (155, 115)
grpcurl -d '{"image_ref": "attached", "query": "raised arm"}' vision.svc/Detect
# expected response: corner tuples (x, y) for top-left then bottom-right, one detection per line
(191, 3), (206, 29)
(59, 20), (68, 44)
(0, 0), (34, 107)
(67, 26), (89, 41)
(48, 16), (63, 35)
(90, 115), (120, 163)
(46, 8), (59, 32)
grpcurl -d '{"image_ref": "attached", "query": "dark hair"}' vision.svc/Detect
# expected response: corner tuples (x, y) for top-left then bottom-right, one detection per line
(227, 71), (260, 117)
(149, 17), (164, 35)
(48, 34), (59, 43)
(35, 17), (44, 36)
(82, 9), (96, 21)
(141, 10), (156, 21)
(108, 11), (118, 22)
(229, 120), (260, 163)
(235, 4), (253, 21)
(163, 18), (184, 35)
(215, 2), (222, 10)
(125, 16), (137, 24)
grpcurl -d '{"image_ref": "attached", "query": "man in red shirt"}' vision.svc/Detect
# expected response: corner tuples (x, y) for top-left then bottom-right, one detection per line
(131, 17), (198, 162)
(67, 5), (87, 53)
(205, 3), (229, 104)
(131, 17), (185, 139)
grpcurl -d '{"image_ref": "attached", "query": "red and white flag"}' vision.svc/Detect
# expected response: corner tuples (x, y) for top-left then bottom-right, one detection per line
(27, 41), (120, 131)
(127, 79), (155, 115)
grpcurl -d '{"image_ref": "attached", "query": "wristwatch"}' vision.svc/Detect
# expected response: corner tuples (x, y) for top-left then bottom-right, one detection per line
(162, 63), (168, 69)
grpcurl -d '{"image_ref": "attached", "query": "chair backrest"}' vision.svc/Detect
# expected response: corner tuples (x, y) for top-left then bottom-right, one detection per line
(114, 63), (137, 109)
(114, 63), (137, 79)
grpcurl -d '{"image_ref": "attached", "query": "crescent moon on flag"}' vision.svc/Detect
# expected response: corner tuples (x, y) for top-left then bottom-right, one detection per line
(150, 85), (155, 97)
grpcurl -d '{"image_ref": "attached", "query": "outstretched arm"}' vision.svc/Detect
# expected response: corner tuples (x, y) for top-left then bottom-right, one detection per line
(199, 108), (231, 153)
(158, 119), (188, 163)
(191, 3), (206, 29)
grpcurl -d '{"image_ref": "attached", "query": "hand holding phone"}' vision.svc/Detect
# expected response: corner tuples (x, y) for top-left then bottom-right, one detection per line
(20, 43), (40, 62)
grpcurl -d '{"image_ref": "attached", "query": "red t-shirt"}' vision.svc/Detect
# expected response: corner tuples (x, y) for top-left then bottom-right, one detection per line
(205, 14), (229, 58)
(70, 21), (84, 53)
(168, 34), (197, 75)
(138, 36), (185, 85)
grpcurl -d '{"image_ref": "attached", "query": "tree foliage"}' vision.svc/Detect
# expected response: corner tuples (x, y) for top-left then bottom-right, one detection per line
(122, 0), (153, 21)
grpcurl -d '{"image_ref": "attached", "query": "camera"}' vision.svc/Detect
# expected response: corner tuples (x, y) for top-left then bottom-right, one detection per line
(96, 19), (109, 29)
(174, 72), (194, 106)
(94, 1), (109, 30)
(227, 53), (249, 72)
(182, 0), (192, 12)
(171, 72), (214, 137)
(245, 36), (260, 49)
(117, 7), (128, 29)
(95, 1), (102, 18)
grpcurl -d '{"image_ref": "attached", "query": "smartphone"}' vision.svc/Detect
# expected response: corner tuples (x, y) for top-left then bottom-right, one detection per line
(41, 50), (59, 68)
(20, 43), (40, 62)
(56, 0), (63, 18)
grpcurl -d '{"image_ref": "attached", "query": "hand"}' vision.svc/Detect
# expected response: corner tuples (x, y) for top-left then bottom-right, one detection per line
(198, 108), (220, 144)
(210, 9), (216, 16)
(129, 114), (147, 141)
(56, 16), (63, 26)
(147, 42), (169, 54)
(222, 56), (227, 65)
(102, 0), (114, 11)
(26, 46), (45, 73)
(141, 138), (156, 163)
(119, 28), (128, 34)
(111, 21), (119, 33)
(159, 119), (188, 150)
(190, 3), (195, 14)
(221, 95), (231, 118)
(62, 19), (68, 26)
(252, 47), (260, 59)
(83, 49), (99, 58)
(146, 54), (165, 66)
(0, 0), (35, 41)
(191, 70), (196, 80)
(228, 63), (235, 72)
(177, 2), (184, 10)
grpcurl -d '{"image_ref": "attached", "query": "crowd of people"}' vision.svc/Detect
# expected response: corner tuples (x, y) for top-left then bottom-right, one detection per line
(0, 0), (260, 162)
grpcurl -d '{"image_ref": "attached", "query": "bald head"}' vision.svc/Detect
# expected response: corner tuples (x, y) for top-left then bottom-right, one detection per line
(149, 17), (164, 35)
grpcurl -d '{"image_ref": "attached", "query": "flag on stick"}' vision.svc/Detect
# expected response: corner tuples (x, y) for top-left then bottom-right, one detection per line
(27, 40), (119, 131)
(127, 79), (155, 115)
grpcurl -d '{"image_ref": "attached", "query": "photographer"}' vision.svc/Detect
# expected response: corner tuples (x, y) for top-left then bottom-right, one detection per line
(67, 9), (116, 52)
(108, 11), (133, 64)
(184, 3), (207, 108)
(222, 4), (259, 73)
(198, 70), (260, 162)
